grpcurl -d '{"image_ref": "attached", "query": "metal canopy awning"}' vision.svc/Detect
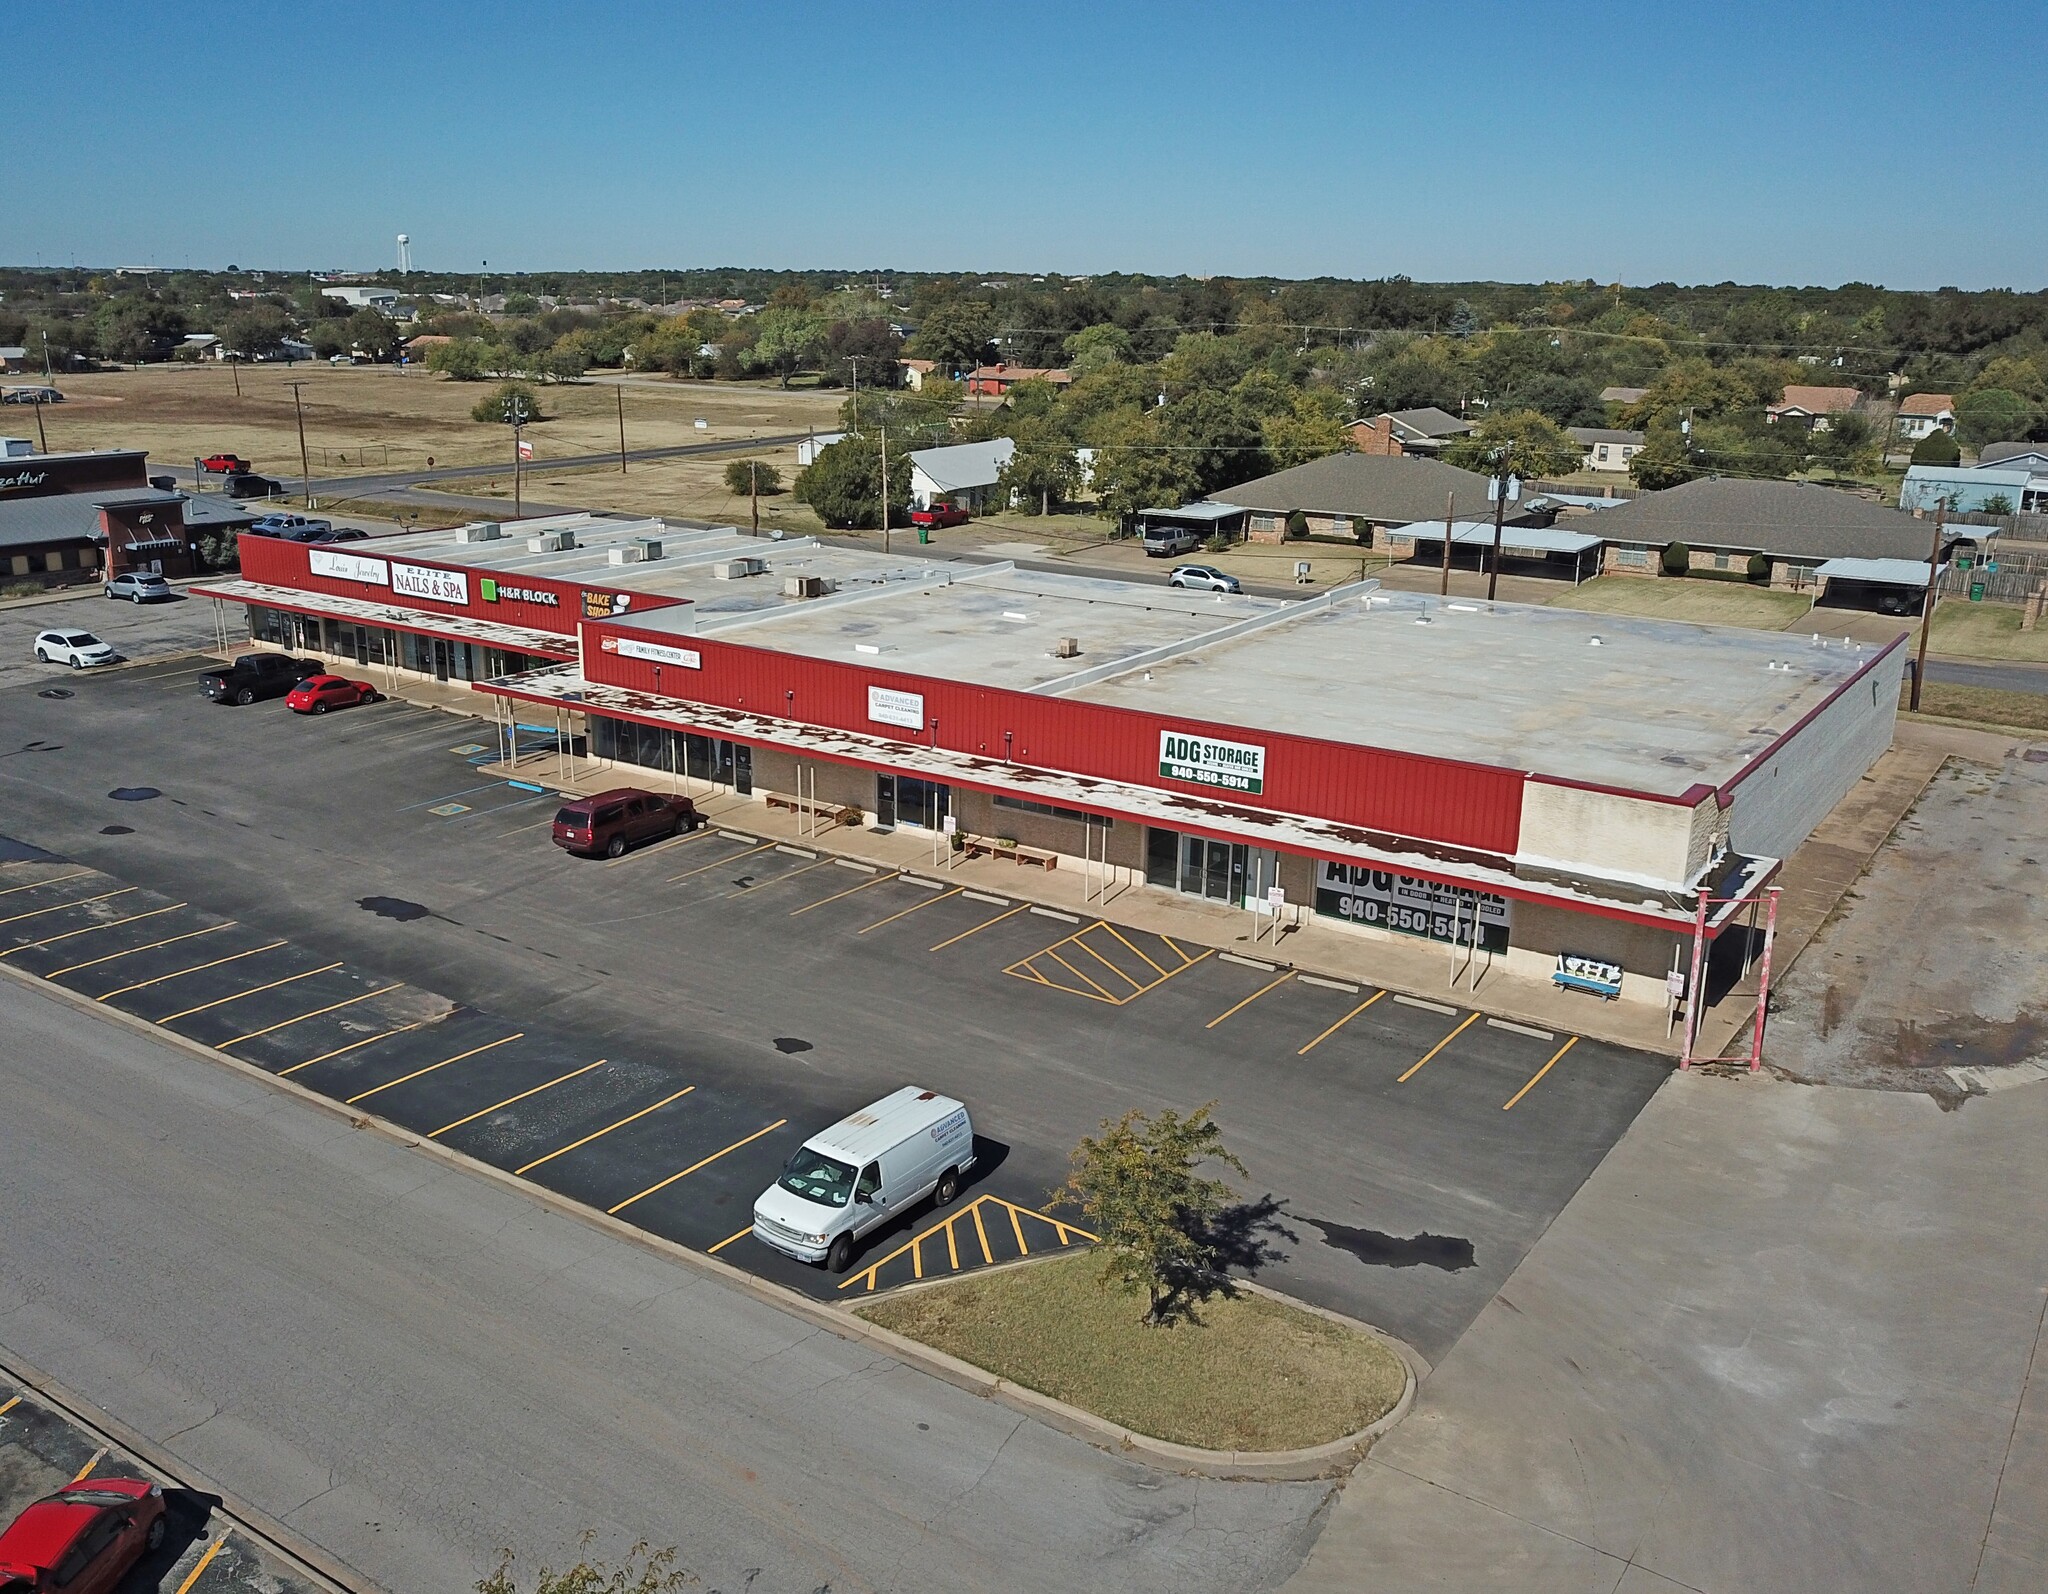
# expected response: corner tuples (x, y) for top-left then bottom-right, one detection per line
(190, 578), (576, 656)
(476, 665), (1775, 934)
(1814, 557), (1931, 587)
(1387, 520), (1606, 555)
(1141, 502), (1246, 524)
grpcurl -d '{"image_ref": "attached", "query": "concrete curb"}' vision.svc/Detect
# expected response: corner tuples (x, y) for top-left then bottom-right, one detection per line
(0, 1346), (382, 1594)
(0, 956), (1414, 1482)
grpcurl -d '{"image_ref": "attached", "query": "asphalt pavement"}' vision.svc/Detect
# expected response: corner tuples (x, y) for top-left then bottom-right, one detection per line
(0, 973), (1331, 1594)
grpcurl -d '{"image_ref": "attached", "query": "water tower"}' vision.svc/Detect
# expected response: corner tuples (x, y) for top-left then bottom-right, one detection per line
(397, 234), (411, 275)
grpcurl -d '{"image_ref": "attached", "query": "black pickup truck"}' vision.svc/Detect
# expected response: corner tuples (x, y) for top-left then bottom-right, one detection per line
(199, 652), (321, 705)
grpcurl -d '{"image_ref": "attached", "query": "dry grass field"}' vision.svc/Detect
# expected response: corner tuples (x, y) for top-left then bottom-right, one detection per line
(1548, 572), (1815, 629)
(27, 364), (846, 479)
(418, 441), (831, 532)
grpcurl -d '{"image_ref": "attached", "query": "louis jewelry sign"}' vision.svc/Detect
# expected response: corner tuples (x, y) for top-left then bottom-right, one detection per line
(307, 549), (388, 585)
(1158, 730), (1265, 795)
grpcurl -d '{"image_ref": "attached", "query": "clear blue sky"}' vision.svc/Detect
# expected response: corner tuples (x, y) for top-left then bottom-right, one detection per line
(11, 0), (2038, 289)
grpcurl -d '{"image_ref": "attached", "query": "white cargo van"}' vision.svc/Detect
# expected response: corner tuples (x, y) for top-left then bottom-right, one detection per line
(752, 1087), (975, 1272)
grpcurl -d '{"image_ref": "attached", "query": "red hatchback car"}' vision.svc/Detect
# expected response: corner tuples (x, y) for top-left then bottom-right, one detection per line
(284, 674), (381, 714)
(0, 1478), (166, 1593)
(552, 787), (701, 858)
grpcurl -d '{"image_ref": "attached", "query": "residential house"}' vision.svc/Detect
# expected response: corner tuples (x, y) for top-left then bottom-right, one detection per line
(1900, 465), (2048, 516)
(321, 286), (399, 312)
(1580, 477), (1958, 592)
(1567, 427), (1645, 473)
(901, 358), (941, 391)
(1981, 442), (2048, 472)
(1894, 393), (1956, 440)
(1766, 385), (1862, 431)
(1599, 386), (1648, 407)
(1209, 454), (1526, 547)
(796, 432), (848, 468)
(964, 364), (1071, 398)
(1347, 406), (1476, 457)
(908, 437), (1016, 511)
(0, 347), (27, 373)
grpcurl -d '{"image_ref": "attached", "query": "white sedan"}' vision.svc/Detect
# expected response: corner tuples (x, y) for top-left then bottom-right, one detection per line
(34, 628), (118, 668)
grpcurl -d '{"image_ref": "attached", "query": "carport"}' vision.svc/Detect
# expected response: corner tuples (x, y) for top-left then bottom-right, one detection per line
(1134, 502), (1248, 544)
(1812, 556), (1930, 616)
(1387, 520), (1606, 584)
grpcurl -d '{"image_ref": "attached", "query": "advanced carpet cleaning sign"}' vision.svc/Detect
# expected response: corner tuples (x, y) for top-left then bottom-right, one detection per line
(1158, 730), (1265, 795)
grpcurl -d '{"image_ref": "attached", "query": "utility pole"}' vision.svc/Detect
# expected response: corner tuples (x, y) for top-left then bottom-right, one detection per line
(510, 395), (530, 519)
(749, 459), (759, 533)
(284, 380), (312, 508)
(33, 395), (47, 453)
(1911, 500), (1946, 712)
(848, 353), (861, 429)
(229, 353), (241, 398)
(1440, 489), (1455, 596)
(880, 420), (891, 554)
(41, 330), (53, 383)
(616, 384), (628, 474)
(1486, 449), (1510, 602)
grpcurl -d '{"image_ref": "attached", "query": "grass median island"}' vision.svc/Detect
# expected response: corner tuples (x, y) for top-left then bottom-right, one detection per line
(857, 1251), (1407, 1451)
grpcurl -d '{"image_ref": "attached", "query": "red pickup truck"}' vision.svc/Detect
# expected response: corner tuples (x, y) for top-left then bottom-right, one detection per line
(199, 453), (251, 474)
(910, 502), (971, 528)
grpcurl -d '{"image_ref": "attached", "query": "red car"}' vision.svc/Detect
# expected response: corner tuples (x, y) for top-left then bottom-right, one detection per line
(0, 1477), (167, 1592)
(909, 503), (970, 528)
(284, 674), (381, 714)
(198, 453), (250, 475)
(552, 787), (701, 857)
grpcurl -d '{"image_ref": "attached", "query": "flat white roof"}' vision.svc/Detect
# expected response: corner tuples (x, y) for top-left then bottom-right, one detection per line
(1385, 519), (1605, 555)
(1815, 557), (1930, 586)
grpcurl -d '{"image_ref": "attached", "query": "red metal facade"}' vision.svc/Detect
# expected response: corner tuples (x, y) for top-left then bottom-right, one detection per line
(584, 621), (1526, 855)
(236, 537), (682, 638)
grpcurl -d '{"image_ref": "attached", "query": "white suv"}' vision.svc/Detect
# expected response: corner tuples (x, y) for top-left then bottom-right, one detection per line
(34, 629), (118, 668)
(1169, 564), (1242, 593)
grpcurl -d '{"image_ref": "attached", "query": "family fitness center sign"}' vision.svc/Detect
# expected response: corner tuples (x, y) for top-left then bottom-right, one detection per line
(1158, 730), (1265, 795)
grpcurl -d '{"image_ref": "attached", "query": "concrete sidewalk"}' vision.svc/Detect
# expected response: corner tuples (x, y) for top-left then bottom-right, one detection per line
(1283, 1071), (2048, 1593)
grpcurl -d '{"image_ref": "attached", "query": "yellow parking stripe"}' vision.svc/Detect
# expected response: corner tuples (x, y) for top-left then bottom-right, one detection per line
(1075, 936), (1146, 990)
(155, 962), (342, 1023)
(1044, 949), (1120, 1001)
(428, 1055), (600, 1136)
(840, 1195), (1096, 1293)
(94, 940), (284, 1000)
(1504, 1036), (1579, 1110)
(970, 1201), (994, 1265)
(349, 1033), (528, 1105)
(279, 1021), (424, 1076)
(514, 1087), (694, 1175)
(1298, 989), (1385, 1055)
(1399, 1011), (1481, 1083)
(603, 827), (713, 867)
(173, 1535), (230, 1594)
(668, 839), (779, 882)
(608, 1119), (788, 1215)
(927, 900), (1026, 949)
(1207, 970), (1294, 1029)
(858, 885), (962, 934)
(790, 868), (902, 916)
(0, 886), (134, 927)
(1008, 1202), (1029, 1255)
(220, 983), (404, 1048)
(1099, 922), (1171, 977)
(50, 921), (233, 978)
(0, 1395), (18, 1418)
(69, 1447), (107, 1484)
(718, 854), (840, 897)
(0, 869), (94, 898)
(4, 902), (188, 957)
(708, 1226), (752, 1254)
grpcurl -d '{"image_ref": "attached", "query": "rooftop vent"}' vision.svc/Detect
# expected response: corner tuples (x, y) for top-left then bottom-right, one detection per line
(783, 575), (833, 599)
(526, 529), (576, 553)
(455, 521), (501, 543)
(712, 557), (767, 580)
(1588, 636), (1603, 646)
(1052, 636), (1080, 659)
(607, 538), (664, 566)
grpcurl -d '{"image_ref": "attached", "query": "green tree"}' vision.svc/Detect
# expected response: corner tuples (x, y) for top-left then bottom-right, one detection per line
(1661, 541), (1691, 577)
(753, 304), (829, 387)
(1262, 391), (1351, 469)
(1064, 323), (1132, 373)
(472, 380), (545, 425)
(1284, 509), (1309, 540)
(1910, 429), (1961, 467)
(998, 418), (1083, 515)
(1090, 427), (1202, 523)
(428, 338), (494, 380)
(1981, 493), (2015, 516)
(1955, 388), (2031, 449)
(476, 1537), (691, 1594)
(1441, 408), (1582, 479)
(906, 300), (995, 371)
(1054, 1102), (1248, 1327)
(793, 434), (911, 529)
(501, 292), (542, 316)
(219, 306), (292, 360)
(723, 458), (782, 496)
(1746, 553), (1772, 583)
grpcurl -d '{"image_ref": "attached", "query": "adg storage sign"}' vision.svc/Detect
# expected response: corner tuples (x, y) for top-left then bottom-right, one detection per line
(1158, 730), (1265, 795)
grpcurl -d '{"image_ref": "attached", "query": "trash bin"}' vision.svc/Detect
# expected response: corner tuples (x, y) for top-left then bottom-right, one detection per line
(917, 527), (931, 544)
(1970, 579), (1986, 602)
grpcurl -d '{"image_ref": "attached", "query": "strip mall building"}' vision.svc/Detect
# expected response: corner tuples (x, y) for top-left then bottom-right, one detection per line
(200, 516), (1905, 1006)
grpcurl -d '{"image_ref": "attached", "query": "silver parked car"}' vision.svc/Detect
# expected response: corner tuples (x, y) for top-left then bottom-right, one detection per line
(1168, 564), (1243, 593)
(105, 571), (174, 603)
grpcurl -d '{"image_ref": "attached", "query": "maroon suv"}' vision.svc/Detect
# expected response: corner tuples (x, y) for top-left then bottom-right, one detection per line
(552, 787), (701, 858)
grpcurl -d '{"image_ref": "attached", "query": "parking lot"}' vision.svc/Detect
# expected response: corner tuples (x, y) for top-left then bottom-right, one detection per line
(0, 656), (1670, 1359)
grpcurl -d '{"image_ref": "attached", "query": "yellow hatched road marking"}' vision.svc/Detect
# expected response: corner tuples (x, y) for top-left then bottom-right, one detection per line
(1008, 1202), (1029, 1255)
(220, 983), (403, 1048)
(0, 887), (134, 927)
(1399, 1011), (1481, 1083)
(945, 1216), (960, 1270)
(1098, 922), (1172, 977)
(53, 921), (234, 979)
(173, 1535), (230, 1594)
(970, 1201), (994, 1265)
(608, 1119), (788, 1214)
(350, 1034), (529, 1105)
(428, 1054), (600, 1135)
(1044, 949), (1120, 1001)
(928, 900), (1027, 950)
(6, 903), (188, 957)
(279, 1021), (424, 1076)
(668, 839), (779, 882)
(0, 869), (94, 898)
(840, 1195), (1097, 1292)
(791, 868), (902, 916)
(1208, 970), (1294, 1029)
(859, 885), (963, 934)
(1504, 1035), (1579, 1110)
(95, 940), (284, 1000)
(515, 1087), (694, 1174)
(1299, 989), (1385, 1055)
(708, 1225), (752, 1255)
(1075, 935), (1146, 989)
(155, 962), (341, 1023)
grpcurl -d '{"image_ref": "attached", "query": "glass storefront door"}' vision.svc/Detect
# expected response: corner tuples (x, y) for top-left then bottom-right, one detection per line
(1143, 827), (1277, 908)
(876, 774), (950, 829)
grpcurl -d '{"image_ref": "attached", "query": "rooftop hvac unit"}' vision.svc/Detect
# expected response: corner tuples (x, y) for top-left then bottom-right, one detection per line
(783, 575), (833, 599)
(607, 544), (644, 565)
(712, 557), (768, 580)
(1052, 636), (1080, 658)
(634, 536), (663, 561)
(526, 529), (576, 553)
(455, 521), (502, 543)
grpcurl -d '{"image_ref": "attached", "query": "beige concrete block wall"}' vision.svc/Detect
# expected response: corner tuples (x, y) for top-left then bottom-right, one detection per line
(1504, 899), (1686, 1006)
(1517, 780), (1700, 892)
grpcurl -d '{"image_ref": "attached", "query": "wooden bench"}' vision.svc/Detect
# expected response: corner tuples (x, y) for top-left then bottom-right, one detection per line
(763, 791), (864, 827)
(960, 837), (1058, 870)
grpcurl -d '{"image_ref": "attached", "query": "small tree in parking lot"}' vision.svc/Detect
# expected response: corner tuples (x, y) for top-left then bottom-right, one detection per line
(477, 1537), (691, 1594)
(1055, 1102), (1247, 1327)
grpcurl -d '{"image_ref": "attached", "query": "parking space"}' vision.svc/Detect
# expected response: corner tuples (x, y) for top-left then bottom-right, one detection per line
(0, 1380), (325, 1594)
(1, 667), (1672, 1357)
